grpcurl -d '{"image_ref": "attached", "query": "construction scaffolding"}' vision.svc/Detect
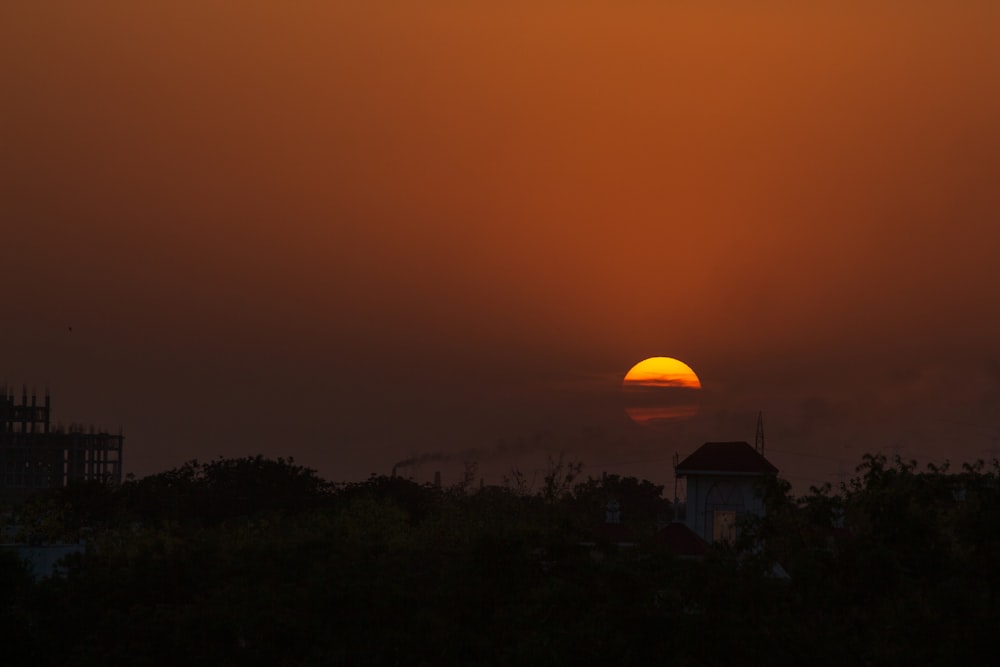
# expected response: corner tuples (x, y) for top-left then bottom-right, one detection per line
(0, 386), (122, 502)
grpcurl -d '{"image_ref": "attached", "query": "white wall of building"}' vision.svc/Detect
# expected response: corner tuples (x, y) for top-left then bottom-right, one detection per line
(683, 474), (767, 544)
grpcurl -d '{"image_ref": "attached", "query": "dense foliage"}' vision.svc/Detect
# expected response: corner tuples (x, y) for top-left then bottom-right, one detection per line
(2, 453), (999, 665)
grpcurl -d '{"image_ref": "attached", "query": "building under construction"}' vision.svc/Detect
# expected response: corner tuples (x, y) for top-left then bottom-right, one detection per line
(0, 386), (123, 503)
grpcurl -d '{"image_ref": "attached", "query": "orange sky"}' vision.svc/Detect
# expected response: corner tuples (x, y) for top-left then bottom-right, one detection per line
(3, 2), (999, 488)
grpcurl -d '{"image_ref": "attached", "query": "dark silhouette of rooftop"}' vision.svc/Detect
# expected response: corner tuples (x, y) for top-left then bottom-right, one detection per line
(675, 441), (778, 476)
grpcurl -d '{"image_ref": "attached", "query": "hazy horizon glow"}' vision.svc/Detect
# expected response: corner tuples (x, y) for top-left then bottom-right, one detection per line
(2, 1), (999, 490)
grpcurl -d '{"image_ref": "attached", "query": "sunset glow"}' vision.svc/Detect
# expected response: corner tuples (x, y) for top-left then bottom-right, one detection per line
(3, 1), (999, 484)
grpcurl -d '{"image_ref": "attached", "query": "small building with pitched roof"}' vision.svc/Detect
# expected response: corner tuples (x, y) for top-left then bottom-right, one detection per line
(675, 441), (778, 545)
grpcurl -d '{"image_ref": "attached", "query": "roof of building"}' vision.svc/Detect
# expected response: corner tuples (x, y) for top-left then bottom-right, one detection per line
(649, 522), (709, 557)
(675, 441), (778, 476)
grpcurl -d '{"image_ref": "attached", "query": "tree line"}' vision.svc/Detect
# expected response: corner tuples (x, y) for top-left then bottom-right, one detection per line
(2, 453), (999, 665)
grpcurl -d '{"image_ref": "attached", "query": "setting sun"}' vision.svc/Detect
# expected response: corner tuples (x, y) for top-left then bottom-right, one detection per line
(622, 357), (702, 425)
(622, 357), (701, 389)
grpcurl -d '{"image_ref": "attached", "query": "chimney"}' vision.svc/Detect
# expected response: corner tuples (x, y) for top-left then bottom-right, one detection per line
(433, 471), (441, 488)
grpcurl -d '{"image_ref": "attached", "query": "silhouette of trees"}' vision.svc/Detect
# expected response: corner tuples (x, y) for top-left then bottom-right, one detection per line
(6, 452), (1000, 664)
(571, 473), (670, 534)
(115, 456), (332, 525)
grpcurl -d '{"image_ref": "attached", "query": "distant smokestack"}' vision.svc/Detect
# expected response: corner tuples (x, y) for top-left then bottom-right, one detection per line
(433, 471), (441, 488)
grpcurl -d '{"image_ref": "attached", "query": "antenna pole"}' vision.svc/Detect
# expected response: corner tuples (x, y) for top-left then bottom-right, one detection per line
(755, 411), (765, 456)
(672, 451), (680, 522)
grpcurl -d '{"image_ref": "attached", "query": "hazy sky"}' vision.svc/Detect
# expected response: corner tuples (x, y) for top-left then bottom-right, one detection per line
(3, 1), (999, 489)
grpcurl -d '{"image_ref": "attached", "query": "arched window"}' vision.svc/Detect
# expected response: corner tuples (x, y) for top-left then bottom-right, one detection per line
(705, 480), (743, 544)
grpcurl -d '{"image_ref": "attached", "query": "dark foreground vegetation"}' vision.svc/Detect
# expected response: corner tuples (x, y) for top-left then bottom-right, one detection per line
(2, 454), (1000, 665)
